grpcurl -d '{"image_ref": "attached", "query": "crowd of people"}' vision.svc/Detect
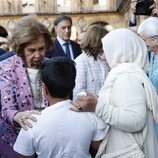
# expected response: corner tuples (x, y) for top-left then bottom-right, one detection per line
(0, 0), (158, 158)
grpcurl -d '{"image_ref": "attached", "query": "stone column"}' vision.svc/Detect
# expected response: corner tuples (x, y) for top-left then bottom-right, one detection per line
(14, 0), (22, 13)
(0, 0), (4, 14)
(70, 0), (79, 11)
(82, 0), (93, 11)
(108, 0), (116, 11)
(49, 0), (57, 13)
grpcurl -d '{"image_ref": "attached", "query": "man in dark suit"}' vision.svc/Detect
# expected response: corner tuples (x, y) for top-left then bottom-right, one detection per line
(46, 15), (82, 60)
(0, 51), (15, 61)
(0, 48), (6, 56)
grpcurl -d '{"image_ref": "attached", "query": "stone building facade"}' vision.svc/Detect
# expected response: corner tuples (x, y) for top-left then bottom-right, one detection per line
(0, 0), (157, 40)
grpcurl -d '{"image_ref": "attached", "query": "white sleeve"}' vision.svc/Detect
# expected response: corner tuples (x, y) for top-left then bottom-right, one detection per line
(92, 116), (108, 141)
(73, 55), (87, 100)
(13, 128), (35, 156)
(97, 73), (147, 132)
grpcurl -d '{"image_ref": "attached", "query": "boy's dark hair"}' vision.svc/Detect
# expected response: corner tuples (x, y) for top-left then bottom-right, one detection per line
(42, 57), (76, 98)
(54, 15), (72, 26)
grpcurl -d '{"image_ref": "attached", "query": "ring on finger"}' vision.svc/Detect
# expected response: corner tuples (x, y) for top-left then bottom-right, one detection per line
(78, 106), (82, 111)
(21, 118), (25, 125)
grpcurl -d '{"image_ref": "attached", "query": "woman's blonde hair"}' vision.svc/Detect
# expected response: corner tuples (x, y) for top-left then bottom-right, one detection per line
(80, 25), (108, 60)
(9, 14), (53, 58)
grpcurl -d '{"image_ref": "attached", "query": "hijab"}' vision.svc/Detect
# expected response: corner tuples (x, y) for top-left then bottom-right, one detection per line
(96, 28), (158, 122)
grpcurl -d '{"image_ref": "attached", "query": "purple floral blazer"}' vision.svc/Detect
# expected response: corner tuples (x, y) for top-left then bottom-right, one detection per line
(0, 55), (48, 146)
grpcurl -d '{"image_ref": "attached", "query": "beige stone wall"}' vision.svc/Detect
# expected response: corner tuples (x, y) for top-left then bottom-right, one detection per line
(36, 0), (56, 13)
(0, 0), (144, 39)
(0, 12), (126, 38)
(0, 0), (127, 14)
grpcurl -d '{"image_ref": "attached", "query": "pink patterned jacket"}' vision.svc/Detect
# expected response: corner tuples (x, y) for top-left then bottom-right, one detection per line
(0, 55), (48, 146)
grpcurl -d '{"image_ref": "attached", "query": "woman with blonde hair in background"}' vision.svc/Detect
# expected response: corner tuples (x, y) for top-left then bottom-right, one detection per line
(73, 25), (109, 101)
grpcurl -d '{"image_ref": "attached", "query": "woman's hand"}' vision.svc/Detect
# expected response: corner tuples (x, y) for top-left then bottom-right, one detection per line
(13, 110), (41, 130)
(131, 0), (138, 14)
(151, 2), (158, 16)
(70, 92), (98, 112)
(130, 0), (158, 16)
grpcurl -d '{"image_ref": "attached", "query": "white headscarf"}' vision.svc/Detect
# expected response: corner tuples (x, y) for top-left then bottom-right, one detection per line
(96, 28), (158, 122)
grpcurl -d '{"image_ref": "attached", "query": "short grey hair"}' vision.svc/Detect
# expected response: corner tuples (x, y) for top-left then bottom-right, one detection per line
(137, 17), (158, 38)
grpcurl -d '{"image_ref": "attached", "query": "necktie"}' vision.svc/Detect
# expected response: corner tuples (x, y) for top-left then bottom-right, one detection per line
(64, 43), (71, 59)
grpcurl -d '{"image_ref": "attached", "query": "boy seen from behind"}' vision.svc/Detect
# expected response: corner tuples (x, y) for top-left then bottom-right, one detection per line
(13, 57), (107, 158)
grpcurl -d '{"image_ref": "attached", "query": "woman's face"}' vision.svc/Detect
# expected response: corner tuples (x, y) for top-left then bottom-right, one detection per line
(24, 36), (46, 68)
(140, 33), (158, 52)
(144, 37), (158, 52)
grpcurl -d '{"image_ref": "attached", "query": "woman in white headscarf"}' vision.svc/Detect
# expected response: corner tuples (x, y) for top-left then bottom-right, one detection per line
(95, 28), (158, 158)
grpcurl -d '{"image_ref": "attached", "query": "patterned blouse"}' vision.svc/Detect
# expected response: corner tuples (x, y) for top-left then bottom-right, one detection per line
(73, 52), (109, 100)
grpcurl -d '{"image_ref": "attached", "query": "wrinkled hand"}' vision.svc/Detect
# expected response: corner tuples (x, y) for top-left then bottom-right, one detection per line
(70, 92), (98, 112)
(13, 110), (41, 130)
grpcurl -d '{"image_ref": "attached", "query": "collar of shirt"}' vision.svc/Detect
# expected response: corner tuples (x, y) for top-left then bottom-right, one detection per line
(57, 36), (70, 46)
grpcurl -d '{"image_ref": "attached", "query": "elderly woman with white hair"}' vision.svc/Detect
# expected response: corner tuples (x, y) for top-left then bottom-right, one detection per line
(137, 17), (158, 92)
(137, 17), (158, 137)
(72, 28), (158, 157)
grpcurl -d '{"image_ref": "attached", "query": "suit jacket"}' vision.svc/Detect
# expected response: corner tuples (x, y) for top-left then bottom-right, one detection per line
(0, 48), (6, 56)
(0, 51), (15, 61)
(45, 39), (82, 59)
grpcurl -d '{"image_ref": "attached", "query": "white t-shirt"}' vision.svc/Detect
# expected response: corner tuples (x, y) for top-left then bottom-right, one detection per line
(14, 100), (107, 158)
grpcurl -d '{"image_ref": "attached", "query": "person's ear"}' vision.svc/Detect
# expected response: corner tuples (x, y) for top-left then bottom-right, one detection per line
(55, 25), (58, 34)
(43, 84), (49, 95)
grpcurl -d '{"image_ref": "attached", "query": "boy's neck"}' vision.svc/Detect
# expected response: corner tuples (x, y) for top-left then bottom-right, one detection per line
(48, 97), (69, 106)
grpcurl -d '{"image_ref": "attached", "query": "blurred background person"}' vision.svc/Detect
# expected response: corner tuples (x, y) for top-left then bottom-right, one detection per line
(131, 0), (158, 16)
(46, 14), (82, 60)
(0, 26), (8, 55)
(137, 17), (158, 93)
(129, 0), (158, 26)
(0, 36), (8, 55)
(0, 47), (7, 56)
(77, 31), (86, 45)
(73, 25), (109, 101)
(137, 16), (158, 136)
(0, 50), (15, 61)
(0, 42), (10, 52)
(0, 14), (52, 158)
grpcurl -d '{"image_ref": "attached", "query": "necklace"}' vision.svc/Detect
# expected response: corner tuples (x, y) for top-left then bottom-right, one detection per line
(26, 68), (44, 111)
